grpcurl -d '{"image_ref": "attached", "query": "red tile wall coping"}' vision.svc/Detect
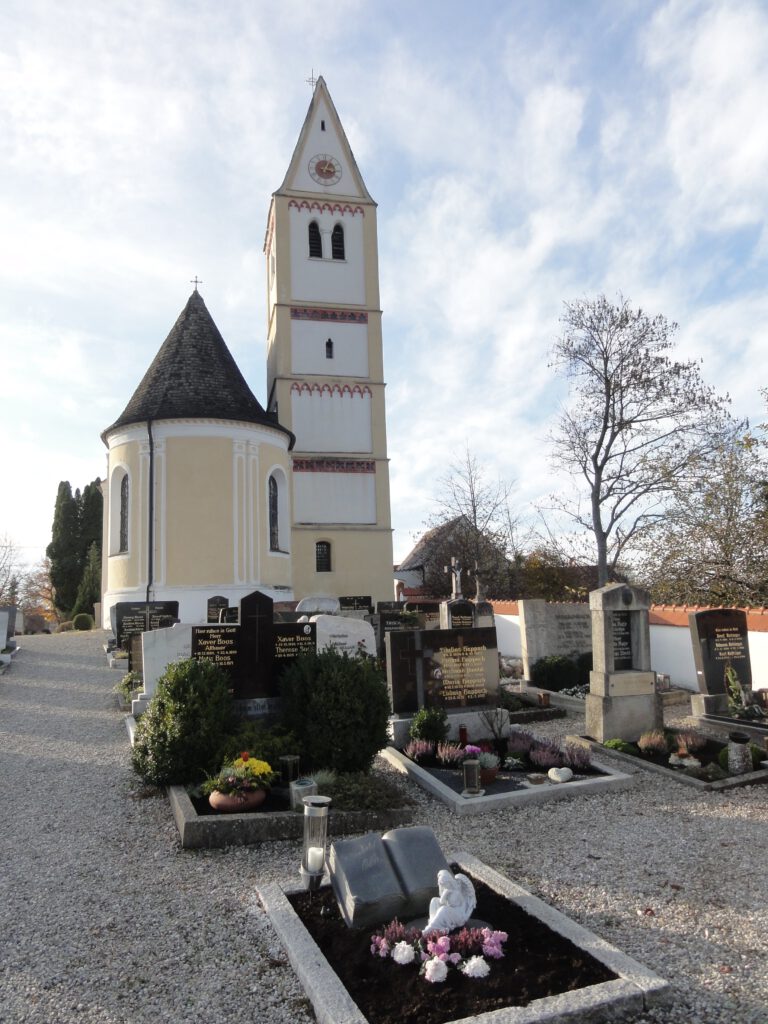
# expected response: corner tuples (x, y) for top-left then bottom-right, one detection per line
(488, 601), (768, 633)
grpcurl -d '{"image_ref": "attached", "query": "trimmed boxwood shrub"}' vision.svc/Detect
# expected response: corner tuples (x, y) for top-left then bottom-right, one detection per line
(409, 706), (449, 743)
(72, 613), (94, 631)
(530, 655), (580, 692)
(131, 658), (234, 786)
(280, 649), (390, 773)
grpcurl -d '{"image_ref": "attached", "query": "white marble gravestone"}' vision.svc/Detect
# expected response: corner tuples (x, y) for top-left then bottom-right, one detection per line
(312, 614), (376, 657)
(133, 625), (193, 715)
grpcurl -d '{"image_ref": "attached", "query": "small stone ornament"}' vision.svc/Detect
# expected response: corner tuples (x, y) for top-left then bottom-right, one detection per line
(422, 869), (477, 937)
(547, 767), (573, 784)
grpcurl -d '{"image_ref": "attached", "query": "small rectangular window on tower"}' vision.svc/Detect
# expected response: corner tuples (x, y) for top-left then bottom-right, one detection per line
(321, 119), (326, 130)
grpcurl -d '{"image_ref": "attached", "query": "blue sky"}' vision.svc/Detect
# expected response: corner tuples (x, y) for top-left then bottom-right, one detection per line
(1, 0), (767, 568)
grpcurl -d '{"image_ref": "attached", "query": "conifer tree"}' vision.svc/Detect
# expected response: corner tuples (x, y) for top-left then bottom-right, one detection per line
(46, 482), (82, 616)
(72, 542), (102, 617)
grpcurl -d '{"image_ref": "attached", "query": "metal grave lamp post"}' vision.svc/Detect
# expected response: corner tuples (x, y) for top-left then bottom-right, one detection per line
(300, 795), (332, 891)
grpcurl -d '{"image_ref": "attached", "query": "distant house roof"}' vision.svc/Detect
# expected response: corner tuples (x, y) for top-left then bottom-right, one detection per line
(102, 291), (293, 445)
(395, 519), (463, 576)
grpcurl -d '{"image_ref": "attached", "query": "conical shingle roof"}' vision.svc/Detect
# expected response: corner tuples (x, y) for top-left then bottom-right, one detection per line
(102, 291), (292, 445)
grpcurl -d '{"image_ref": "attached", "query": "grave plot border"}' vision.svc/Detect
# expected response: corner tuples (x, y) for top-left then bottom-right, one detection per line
(380, 746), (634, 816)
(169, 786), (412, 850)
(257, 852), (671, 1024)
(572, 735), (768, 792)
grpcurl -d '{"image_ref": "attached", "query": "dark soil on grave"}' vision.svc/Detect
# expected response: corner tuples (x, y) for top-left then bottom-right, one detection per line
(288, 871), (618, 1024)
(189, 788), (292, 816)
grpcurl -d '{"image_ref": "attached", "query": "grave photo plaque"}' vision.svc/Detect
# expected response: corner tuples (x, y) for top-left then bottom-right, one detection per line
(689, 609), (752, 696)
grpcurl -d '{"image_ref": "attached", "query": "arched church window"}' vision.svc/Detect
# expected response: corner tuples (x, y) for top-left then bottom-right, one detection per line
(269, 476), (279, 551)
(316, 541), (332, 573)
(331, 223), (345, 260)
(119, 475), (129, 553)
(308, 221), (322, 258)
(326, 338), (334, 359)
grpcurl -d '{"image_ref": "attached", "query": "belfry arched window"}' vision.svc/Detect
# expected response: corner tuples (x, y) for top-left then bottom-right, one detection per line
(308, 221), (322, 258)
(269, 476), (279, 551)
(316, 541), (332, 573)
(331, 223), (345, 260)
(119, 475), (129, 553)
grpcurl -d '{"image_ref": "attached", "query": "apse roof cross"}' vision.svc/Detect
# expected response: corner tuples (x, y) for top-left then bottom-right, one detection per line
(190, 276), (202, 292)
(306, 69), (319, 89)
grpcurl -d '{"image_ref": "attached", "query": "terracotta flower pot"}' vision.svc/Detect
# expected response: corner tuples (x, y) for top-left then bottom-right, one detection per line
(480, 768), (498, 787)
(208, 788), (267, 813)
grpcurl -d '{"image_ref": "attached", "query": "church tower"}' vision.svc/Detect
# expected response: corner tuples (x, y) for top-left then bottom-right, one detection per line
(264, 77), (394, 604)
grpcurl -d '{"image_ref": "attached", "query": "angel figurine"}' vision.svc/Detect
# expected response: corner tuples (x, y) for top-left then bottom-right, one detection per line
(422, 869), (476, 936)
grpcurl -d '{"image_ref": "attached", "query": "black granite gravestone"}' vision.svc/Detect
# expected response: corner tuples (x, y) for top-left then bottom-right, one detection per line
(273, 621), (316, 678)
(386, 627), (499, 713)
(114, 601), (179, 669)
(689, 609), (752, 696)
(442, 598), (475, 629)
(339, 595), (373, 613)
(612, 611), (633, 671)
(207, 595), (229, 623)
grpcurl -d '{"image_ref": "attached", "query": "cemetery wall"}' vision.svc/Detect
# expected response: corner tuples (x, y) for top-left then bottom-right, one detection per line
(490, 602), (768, 691)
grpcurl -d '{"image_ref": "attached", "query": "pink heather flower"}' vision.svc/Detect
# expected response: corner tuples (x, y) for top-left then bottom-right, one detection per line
(461, 956), (490, 978)
(448, 953), (462, 965)
(392, 941), (415, 965)
(423, 957), (448, 983)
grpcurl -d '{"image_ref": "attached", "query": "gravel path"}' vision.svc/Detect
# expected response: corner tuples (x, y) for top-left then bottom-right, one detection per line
(1, 632), (767, 1024)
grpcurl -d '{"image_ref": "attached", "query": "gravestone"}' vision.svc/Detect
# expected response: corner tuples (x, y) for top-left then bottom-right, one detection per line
(273, 621), (316, 678)
(386, 627), (499, 713)
(207, 595), (229, 623)
(313, 614), (376, 657)
(139, 624), (193, 712)
(296, 595), (340, 616)
(689, 609), (752, 696)
(585, 583), (660, 742)
(370, 609), (409, 659)
(114, 601), (179, 670)
(328, 826), (449, 929)
(440, 598), (475, 630)
(0, 605), (18, 645)
(403, 601), (440, 630)
(339, 595), (372, 614)
(518, 599), (592, 681)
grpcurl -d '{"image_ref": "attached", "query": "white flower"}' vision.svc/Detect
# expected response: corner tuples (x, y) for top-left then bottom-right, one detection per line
(461, 956), (490, 978)
(392, 941), (415, 965)
(423, 957), (448, 983)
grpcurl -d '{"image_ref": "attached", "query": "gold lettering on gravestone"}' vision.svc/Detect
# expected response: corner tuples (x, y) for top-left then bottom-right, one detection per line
(711, 626), (747, 661)
(194, 627), (238, 668)
(439, 645), (488, 702)
(274, 630), (315, 660)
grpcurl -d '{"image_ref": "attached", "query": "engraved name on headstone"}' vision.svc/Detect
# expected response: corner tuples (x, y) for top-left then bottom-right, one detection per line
(689, 608), (752, 696)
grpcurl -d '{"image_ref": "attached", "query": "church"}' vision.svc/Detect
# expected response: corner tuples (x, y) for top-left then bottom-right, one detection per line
(99, 77), (394, 626)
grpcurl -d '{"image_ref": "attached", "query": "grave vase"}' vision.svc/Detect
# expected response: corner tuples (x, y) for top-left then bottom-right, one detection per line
(209, 788), (267, 813)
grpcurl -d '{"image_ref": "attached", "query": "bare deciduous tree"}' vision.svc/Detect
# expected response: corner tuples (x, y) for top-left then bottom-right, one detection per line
(549, 295), (730, 586)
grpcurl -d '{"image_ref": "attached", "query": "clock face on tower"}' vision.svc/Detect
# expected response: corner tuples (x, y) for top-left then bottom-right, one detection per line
(308, 153), (342, 185)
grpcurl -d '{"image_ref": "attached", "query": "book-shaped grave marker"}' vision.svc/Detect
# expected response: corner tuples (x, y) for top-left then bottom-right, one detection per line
(328, 826), (449, 930)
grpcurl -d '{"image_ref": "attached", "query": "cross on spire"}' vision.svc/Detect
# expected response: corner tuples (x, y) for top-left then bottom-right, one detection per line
(190, 276), (202, 292)
(306, 69), (318, 89)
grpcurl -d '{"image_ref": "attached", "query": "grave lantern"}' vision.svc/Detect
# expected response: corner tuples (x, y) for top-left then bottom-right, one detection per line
(462, 758), (481, 795)
(300, 795), (332, 891)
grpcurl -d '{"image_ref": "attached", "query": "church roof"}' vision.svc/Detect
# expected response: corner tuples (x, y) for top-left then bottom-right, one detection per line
(102, 291), (293, 445)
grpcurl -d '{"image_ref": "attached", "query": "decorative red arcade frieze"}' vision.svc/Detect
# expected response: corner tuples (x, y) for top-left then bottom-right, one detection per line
(290, 382), (371, 397)
(293, 458), (375, 474)
(290, 306), (368, 324)
(288, 200), (365, 216)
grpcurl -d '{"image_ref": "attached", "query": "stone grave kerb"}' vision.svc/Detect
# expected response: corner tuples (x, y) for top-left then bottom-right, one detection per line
(585, 583), (661, 743)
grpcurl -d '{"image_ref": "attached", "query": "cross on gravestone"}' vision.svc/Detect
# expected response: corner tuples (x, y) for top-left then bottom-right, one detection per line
(444, 556), (463, 599)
